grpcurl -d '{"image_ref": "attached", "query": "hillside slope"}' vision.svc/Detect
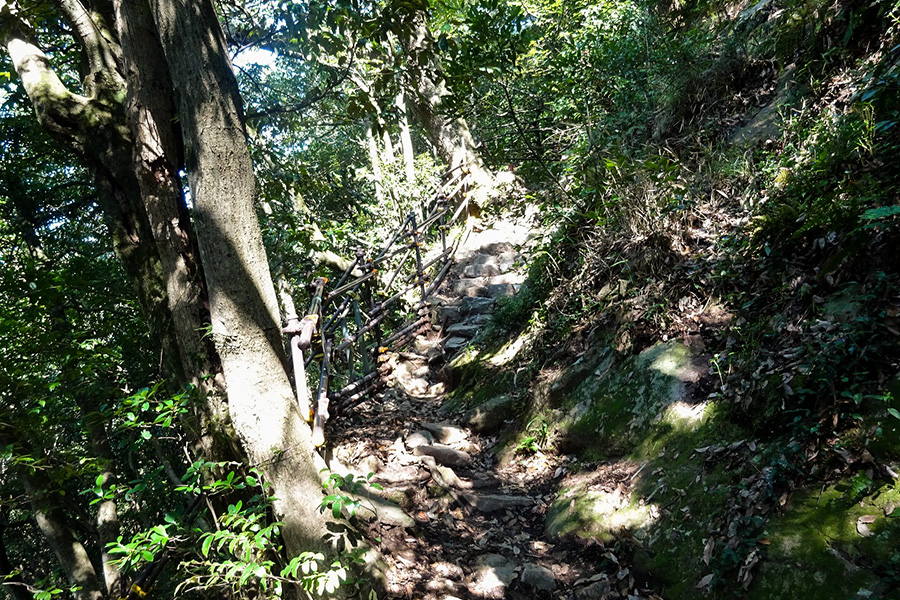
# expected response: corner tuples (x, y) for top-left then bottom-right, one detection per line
(448, 0), (900, 597)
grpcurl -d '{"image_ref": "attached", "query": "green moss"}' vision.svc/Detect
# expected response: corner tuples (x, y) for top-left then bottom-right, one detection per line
(750, 479), (900, 599)
(554, 340), (707, 458)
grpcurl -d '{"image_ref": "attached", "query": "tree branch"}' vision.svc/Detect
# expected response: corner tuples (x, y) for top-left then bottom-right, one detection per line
(0, 1), (92, 150)
(55, 0), (125, 96)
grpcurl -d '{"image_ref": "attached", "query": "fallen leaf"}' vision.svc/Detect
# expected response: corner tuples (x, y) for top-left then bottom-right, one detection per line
(702, 538), (715, 565)
(696, 573), (714, 588)
(857, 515), (877, 537)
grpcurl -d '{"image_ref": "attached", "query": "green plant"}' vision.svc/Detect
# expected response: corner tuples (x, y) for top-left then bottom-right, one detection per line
(319, 471), (382, 520)
(515, 418), (550, 455)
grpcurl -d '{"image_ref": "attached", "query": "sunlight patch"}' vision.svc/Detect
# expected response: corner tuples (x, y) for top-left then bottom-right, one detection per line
(662, 400), (709, 426)
(488, 330), (532, 366)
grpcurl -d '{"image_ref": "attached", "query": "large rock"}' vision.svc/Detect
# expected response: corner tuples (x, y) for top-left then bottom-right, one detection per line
(464, 263), (501, 278)
(444, 336), (469, 352)
(485, 282), (517, 298)
(446, 322), (481, 338)
(545, 473), (655, 542)
(421, 422), (469, 446)
(405, 430), (435, 449)
(463, 394), (517, 433)
(573, 578), (611, 599)
(459, 492), (533, 513)
(459, 297), (495, 316)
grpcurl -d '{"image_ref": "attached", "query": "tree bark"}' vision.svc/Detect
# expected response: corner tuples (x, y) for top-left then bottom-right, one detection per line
(22, 472), (105, 600)
(396, 89), (416, 184)
(398, 9), (493, 188)
(148, 0), (328, 556)
(111, 0), (237, 461)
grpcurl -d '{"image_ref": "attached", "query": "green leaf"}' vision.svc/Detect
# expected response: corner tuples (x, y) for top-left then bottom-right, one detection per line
(888, 408), (900, 420)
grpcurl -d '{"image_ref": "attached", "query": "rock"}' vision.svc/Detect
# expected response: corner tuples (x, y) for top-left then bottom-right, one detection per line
(444, 336), (468, 351)
(485, 282), (517, 298)
(405, 430), (435, 449)
(468, 554), (516, 599)
(413, 444), (472, 467)
(496, 251), (520, 273)
(399, 377), (429, 395)
(486, 272), (525, 285)
(460, 492), (533, 513)
(446, 322), (481, 338)
(459, 297), (495, 315)
(432, 561), (465, 580)
(464, 263), (501, 278)
(426, 578), (459, 594)
(454, 284), (489, 298)
(545, 473), (655, 542)
(357, 454), (382, 475)
(573, 578), (611, 599)
(439, 304), (462, 324)
(463, 394), (516, 433)
(520, 563), (557, 592)
(414, 334), (441, 354)
(421, 422), (469, 445)
(425, 346), (445, 364)
(431, 464), (471, 489)
(355, 495), (415, 529)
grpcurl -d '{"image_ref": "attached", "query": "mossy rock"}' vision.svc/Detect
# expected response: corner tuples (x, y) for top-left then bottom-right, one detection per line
(750, 478), (900, 599)
(554, 340), (709, 458)
(545, 473), (655, 542)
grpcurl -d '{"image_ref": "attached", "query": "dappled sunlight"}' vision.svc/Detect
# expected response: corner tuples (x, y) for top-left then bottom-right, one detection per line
(487, 328), (533, 367)
(661, 400), (711, 427)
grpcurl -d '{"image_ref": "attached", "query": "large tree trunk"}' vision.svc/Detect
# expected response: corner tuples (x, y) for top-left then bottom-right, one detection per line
(1, 0), (236, 461)
(112, 0), (237, 460)
(148, 0), (328, 556)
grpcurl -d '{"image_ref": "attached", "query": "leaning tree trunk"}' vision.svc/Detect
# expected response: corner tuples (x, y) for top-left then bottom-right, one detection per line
(0, 0), (236, 462)
(22, 471), (106, 600)
(399, 9), (493, 188)
(148, 0), (329, 557)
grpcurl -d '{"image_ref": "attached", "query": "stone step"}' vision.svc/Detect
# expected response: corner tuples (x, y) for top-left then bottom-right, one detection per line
(463, 263), (501, 278)
(446, 322), (481, 338)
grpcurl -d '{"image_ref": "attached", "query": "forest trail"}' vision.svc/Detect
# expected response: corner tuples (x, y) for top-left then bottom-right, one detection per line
(327, 210), (658, 600)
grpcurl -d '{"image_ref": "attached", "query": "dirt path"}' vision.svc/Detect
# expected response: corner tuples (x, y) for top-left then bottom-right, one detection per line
(326, 213), (660, 600)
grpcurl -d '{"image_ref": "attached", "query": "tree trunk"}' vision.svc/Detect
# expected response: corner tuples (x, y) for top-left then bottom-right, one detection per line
(111, 0), (237, 461)
(365, 120), (385, 204)
(399, 9), (493, 188)
(22, 472), (105, 600)
(148, 0), (328, 556)
(397, 89), (416, 184)
(0, 0), (189, 383)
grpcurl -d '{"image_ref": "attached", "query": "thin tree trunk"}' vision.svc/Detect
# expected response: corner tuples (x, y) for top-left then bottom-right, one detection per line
(366, 120), (385, 204)
(400, 10), (493, 188)
(397, 89), (416, 184)
(22, 472), (105, 600)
